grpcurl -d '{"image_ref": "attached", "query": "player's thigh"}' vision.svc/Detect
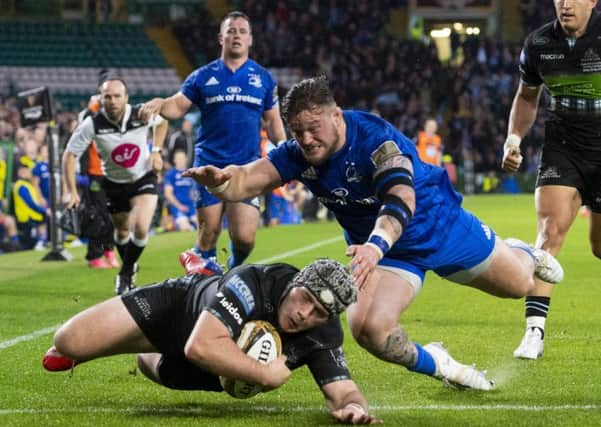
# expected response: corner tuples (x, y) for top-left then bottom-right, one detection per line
(534, 185), (581, 239)
(467, 237), (532, 298)
(589, 212), (601, 258)
(225, 201), (260, 240)
(534, 185), (580, 253)
(347, 268), (415, 337)
(55, 296), (156, 360)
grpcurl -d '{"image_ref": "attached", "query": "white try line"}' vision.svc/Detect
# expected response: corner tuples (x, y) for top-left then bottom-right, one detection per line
(0, 235), (345, 351)
(1, 404), (600, 415)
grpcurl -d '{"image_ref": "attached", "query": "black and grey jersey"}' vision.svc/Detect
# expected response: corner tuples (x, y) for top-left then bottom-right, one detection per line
(66, 104), (164, 182)
(520, 10), (601, 153)
(183, 263), (351, 387)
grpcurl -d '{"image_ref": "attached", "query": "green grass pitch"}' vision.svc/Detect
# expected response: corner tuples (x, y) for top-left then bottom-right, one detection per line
(1, 194), (600, 426)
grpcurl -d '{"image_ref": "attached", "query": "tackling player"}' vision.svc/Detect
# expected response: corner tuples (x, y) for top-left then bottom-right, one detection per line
(184, 76), (565, 391)
(43, 255), (381, 425)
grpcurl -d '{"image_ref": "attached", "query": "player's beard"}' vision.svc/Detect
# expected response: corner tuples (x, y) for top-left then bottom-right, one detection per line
(304, 131), (340, 166)
(106, 106), (125, 123)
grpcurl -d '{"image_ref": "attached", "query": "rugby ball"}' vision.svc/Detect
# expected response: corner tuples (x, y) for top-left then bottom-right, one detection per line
(220, 320), (282, 399)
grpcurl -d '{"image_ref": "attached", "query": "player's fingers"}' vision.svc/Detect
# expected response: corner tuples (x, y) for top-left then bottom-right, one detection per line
(182, 167), (202, 177)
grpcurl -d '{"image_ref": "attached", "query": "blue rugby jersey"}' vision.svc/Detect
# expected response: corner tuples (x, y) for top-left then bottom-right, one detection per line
(268, 110), (463, 254)
(181, 59), (279, 166)
(164, 167), (195, 207)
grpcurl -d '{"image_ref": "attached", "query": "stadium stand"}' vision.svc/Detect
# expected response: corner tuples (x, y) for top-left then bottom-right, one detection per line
(0, 20), (181, 110)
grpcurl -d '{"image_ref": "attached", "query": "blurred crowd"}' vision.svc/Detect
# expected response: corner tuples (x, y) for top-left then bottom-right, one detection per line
(0, 2), (568, 253)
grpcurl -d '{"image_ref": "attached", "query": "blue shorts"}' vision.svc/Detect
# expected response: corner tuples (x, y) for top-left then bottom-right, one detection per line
(376, 209), (496, 292)
(195, 184), (260, 210)
(193, 155), (260, 210)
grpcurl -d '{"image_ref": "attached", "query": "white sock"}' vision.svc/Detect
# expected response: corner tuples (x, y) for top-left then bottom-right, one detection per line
(526, 316), (546, 331)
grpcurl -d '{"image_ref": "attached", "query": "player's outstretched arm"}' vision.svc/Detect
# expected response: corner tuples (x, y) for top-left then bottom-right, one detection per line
(184, 311), (291, 389)
(139, 92), (192, 122)
(322, 379), (383, 425)
(184, 158), (283, 202)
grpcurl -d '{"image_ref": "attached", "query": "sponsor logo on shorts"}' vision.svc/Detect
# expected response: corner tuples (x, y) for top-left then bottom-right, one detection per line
(219, 296), (244, 325)
(133, 295), (152, 319)
(111, 143), (140, 168)
(540, 166), (561, 179)
(225, 275), (255, 315)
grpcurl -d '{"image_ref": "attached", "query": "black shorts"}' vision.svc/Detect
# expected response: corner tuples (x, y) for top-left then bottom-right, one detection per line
(536, 144), (601, 213)
(102, 171), (158, 214)
(121, 278), (222, 391)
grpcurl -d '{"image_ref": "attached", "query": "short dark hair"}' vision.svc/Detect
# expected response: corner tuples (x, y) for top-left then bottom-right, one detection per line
(220, 11), (251, 33)
(281, 76), (336, 124)
(100, 77), (129, 95)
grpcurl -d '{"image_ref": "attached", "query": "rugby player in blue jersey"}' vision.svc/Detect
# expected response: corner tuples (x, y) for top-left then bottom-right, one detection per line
(140, 11), (286, 269)
(164, 150), (197, 231)
(183, 76), (565, 391)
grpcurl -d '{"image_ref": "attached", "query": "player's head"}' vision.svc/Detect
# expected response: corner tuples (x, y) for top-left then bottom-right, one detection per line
(17, 159), (33, 180)
(219, 11), (252, 60)
(424, 118), (438, 136)
(554, 0), (597, 37)
(279, 258), (357, 332)
(100, 79), (129, 122)
(173, 150), (188, 169)
(282, 76), (345, 166)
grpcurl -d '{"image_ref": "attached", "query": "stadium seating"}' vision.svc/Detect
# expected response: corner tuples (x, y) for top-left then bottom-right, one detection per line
(0, 20), (181, 110)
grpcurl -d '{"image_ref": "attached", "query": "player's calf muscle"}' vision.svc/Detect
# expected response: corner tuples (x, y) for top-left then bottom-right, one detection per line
(357, 326), (416, 367)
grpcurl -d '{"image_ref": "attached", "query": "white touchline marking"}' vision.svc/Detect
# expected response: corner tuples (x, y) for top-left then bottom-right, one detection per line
(1, 404), (600, 415)
(0, 324), (62, 350)
(0, 235), (345, 351)
(254, 235), (344, 264)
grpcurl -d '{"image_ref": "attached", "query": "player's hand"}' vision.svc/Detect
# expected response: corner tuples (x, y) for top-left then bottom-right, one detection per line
(62, 192), (80, 209)
(183, 165), (232, 187)
(501, 136), (523, 173)
(332, 404), (384, 425)
(346, 244), (380, 290)
(139, 98), (164, 123)
(150, 151), (163, 174)
(261, 354), (291, 390)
